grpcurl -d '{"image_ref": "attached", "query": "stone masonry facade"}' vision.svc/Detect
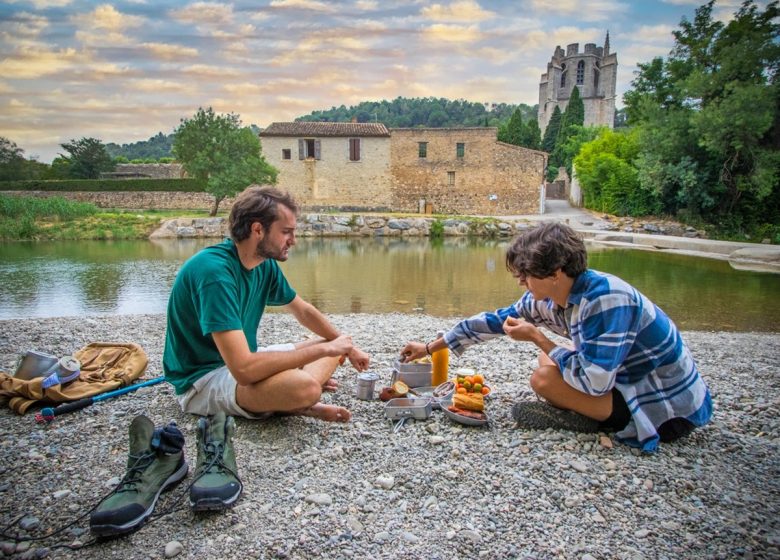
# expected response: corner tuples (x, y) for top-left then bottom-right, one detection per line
(538, 33), (617, 133)
(390, 128), (546, 215)
(260, 122), (393, 211)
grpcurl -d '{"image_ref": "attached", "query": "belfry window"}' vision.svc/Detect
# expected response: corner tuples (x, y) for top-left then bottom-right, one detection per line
(577, 60), (585, 85)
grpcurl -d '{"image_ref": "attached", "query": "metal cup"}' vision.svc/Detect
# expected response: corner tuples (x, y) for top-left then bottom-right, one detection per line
(355, 372), (380, 400)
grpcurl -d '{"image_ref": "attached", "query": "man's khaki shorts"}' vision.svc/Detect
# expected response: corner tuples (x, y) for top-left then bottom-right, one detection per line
(177, 343), (295, 418)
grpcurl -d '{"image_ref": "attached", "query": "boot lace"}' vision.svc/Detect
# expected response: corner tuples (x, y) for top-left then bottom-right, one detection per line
(116, 451), (156, 493)
(197, 441), (239, 480)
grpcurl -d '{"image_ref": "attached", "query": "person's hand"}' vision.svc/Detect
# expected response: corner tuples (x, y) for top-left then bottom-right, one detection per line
(347, 347), (370, 372)
(326, 335), (354, 357)
(399, 341), (426, 363)
(502, 316), (539, 342)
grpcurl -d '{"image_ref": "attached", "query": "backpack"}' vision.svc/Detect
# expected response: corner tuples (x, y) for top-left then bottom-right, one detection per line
(0, 342), (148, 415)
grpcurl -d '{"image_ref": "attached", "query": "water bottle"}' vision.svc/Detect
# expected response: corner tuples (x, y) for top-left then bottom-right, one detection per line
(431, 331), (449, 386)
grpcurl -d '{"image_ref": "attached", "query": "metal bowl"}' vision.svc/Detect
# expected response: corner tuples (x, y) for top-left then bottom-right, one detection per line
(442, 405), (489, 427)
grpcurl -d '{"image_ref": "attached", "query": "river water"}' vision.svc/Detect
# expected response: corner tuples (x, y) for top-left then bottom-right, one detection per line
(0, 237), (778, 331)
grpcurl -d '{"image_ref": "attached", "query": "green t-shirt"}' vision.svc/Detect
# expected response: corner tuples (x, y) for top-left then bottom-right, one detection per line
(163, 239), (296, 394)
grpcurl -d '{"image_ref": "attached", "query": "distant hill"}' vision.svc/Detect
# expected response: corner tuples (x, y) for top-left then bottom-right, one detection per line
(296, 97), (537, 128)
(106, 132), (174, 161)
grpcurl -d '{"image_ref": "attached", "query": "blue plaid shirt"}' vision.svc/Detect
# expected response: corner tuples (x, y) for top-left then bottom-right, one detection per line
(444, 269), (712, 452)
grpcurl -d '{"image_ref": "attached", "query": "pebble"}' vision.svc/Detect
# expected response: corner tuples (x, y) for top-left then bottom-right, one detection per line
(19, 516), (40, 531)
(305, 493), (332, 506)
(164, 540), (183, 557)
(0, 314), (777, 560)
(374, 476), (395, 490)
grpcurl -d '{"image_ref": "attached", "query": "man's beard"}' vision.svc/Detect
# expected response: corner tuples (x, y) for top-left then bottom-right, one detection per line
(255, 237), (288, 261)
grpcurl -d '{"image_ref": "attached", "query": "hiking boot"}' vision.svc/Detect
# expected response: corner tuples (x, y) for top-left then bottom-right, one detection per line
(511, 401), (601, 433)
(190, 412), (243, 511)
(90, 415), (188, 537)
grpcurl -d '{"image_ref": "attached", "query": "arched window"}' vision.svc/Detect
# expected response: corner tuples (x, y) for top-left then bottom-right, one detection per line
(576, 60), (585, 85)
(560, 63), (566, 88)
(593, 69), (599, 90)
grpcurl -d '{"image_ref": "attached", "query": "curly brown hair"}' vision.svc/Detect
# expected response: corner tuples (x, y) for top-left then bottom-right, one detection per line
(505, 222), (587, 279)
(228, 186), (299, 242)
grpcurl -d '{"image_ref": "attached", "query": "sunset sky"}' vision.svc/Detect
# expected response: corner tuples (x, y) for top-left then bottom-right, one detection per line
(0, 0), (755, 163)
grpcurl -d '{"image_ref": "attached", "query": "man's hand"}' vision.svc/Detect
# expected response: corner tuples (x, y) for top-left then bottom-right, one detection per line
(502, 316), (539, 342)
(326, 334), (355, 358)
(347, 347), (370, 372)
(399, 341), (426, 363)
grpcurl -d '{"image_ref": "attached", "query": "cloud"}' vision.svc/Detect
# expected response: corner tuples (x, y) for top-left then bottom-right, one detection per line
(0, 46), (81, 78)
(131, 79), (189, 93)
(355, 0), (378, 10)
(622, 24), (676, 44)
(527, 0), (629, 22)
(142, 42), (199, 60)
(421, 0), (495, 22)
(0, 12), (48, 41)
(423, 23), (482, 44)
(181, 64), (242, 78)
(269, 0), (337, 12)
(4, 0), (72, 8)
(169, 2), (234, 25)
(71, 4), (144, 30)
(75, 30), (135, 46)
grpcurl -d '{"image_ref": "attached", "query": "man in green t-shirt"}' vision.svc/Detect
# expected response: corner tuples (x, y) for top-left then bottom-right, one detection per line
(162, 186), (370, 511)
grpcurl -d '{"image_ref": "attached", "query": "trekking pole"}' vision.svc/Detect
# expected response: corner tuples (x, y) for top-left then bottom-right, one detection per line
(34, 377), (165, 424)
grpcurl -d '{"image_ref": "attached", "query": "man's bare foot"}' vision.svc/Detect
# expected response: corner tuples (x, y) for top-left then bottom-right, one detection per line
(299, 402), (351, 423)
(323, 378), (338, 392)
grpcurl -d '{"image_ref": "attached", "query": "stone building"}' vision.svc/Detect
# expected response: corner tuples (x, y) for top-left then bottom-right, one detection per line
(259, 123), (546, 215)
(390, 128), (546, 215)
(537, 33), (617, 132)
(259, 122), (393, 210)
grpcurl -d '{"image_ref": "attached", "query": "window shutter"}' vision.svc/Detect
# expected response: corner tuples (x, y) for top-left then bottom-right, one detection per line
(314, 139), (321, 160)
(298, 139), (305, 159)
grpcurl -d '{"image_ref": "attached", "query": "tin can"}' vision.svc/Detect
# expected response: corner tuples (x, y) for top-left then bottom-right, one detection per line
(355, 372), (380, 400)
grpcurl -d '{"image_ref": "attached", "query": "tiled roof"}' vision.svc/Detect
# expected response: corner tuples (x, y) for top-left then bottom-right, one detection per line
(259, 122), (390, 137)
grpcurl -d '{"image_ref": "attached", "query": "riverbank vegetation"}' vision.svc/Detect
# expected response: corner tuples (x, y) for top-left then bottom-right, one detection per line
(0, 195), (211, 240)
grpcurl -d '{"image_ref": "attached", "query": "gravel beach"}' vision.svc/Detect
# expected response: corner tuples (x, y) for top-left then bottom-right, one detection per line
(0, 313), (778, 560)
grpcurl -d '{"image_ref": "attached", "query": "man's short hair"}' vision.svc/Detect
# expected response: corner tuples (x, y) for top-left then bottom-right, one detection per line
(229, 186), (299, 242)
(505, 222), (587, 279)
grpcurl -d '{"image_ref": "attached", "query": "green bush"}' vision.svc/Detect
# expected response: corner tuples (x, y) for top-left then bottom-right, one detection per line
(0, 194), (97, 219)
(0, 178), (207, 192)
(429, 219), (444, 238)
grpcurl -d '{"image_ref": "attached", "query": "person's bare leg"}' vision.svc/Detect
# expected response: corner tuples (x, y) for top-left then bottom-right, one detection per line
(529, 365), (612, 421)
(293, 339), (341, 392)
(235, 354), (350, 422)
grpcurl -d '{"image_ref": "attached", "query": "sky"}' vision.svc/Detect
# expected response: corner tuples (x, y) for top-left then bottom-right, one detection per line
(0, 0), (758, 163)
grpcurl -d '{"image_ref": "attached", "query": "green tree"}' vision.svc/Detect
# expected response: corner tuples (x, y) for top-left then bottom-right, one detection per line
(498, 108), (525, 145)
(0, 137), (26, 181)
(548, 87), (587, 179)
(59, 137), (115, 179)
(623, 0), (779, 235)
(520, 118), (542, 150)
(574, 128), (660, 216)
(173, 107), (278, 215)
(541, 105), (562, 154)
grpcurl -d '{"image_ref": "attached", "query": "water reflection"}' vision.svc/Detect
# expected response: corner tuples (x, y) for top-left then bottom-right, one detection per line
(0, 237), (778, 332)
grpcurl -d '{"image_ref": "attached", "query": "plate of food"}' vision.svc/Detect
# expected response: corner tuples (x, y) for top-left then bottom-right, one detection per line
(442, 392), (488, 426)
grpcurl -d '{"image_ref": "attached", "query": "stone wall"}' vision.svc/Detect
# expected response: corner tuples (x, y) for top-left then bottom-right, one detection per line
(150, 214), (530, 239)
(261, 136), (393, 210)
(390, 128), (545, 215)
(109, 163), (185, 179)
(0, 190), (227, 210)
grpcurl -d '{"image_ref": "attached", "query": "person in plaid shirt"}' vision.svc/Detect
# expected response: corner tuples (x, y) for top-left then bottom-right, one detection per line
(402, 222), (712, 452)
